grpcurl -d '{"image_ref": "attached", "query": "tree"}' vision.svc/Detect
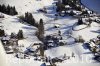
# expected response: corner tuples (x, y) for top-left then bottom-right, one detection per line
(13, 6), (18, 15)
(1, 4), (6, 13)
(39, 19), (44, 34)
(28, 13), (35, 26)
(17, 30), (24, 39)
(0, 4), (18, 15)
(11, 32), (16, 38)
(91, 47), (97, 56)
(75, 36), (85, 43)
(40, 45), (44, 58)
(56, 3), (65, 13)
(62, 0), (68, 5)
(19, 12), (37, 27)
(6, 5), (10, 14)
(25, 12), (29, 22)
(77, 18), (84, 25)
(58, 30), (61, 36)
(37, 19), (44, 41)
(0, 29), (5, 36)
(9, 7), (15, 15)
(69, 10), (75, 16)
(0, 5), (1, 12)
(24, 12), (36, 26)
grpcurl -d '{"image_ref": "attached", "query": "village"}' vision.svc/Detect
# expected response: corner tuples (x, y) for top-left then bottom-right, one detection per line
(0, 0), (100, 66)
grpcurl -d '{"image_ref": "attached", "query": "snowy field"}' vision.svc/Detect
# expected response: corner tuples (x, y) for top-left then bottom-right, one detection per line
(0, 0), (100, 66)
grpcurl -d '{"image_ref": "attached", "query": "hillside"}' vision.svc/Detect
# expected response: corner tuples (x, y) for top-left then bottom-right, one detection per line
(0, 0), (54, 14)
(0, 0), (100, 66)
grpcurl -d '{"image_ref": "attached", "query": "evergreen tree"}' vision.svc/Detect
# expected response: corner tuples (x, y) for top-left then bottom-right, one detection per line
(9, 7), (14, 15)
(62, 0), (68, 5)
(91, 47), (97, 56)
(36, 19), (44, 41)
(25, 12), (29, 22)
(0, 4), (18, 15)
(28, 13), (33, 24)
(39, 19), (44, 34)
(17, 30), (24, 39)
(56, 3), (65, 12)
(40, 45), (44, 58)
(11, 32), (16, 38)
(0, 29), (5, 36)
(1, 4), (6, 13)
(77, 18), (83, 25)
(13, 6), (18, 15)
(58, 30), (61, 36)
(31, 17), (35, 26)
(0, 5), (1, 12)
(6, 5), (10, 14)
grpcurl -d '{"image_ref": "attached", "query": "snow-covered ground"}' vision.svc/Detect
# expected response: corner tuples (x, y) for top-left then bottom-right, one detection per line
(0, 14), (40, 49)
(73, 22), (100, 41)
(0, 0), (100, 66)
(0, 41), (9, 66)
(0, 0), (54, 14)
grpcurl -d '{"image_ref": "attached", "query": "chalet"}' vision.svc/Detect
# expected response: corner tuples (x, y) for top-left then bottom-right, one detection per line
(1, 35), (18, 46)
(25, 42), (43, 55)
(59, 40), (67, 46)
(9, 38), (18, 46)
(1, 35), (10, 45)
(47, 40), (55, 47)
(5, 46), (14, 54)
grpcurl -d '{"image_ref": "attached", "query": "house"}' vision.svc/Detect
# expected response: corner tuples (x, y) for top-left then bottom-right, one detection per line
(1, 35), (10, 45)
(25, 43), (42, 55)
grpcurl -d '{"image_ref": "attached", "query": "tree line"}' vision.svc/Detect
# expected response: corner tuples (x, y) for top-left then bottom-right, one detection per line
(19, 12), (44, 41)
(19, 12), (38, 27)
(0, 4), (18, 15)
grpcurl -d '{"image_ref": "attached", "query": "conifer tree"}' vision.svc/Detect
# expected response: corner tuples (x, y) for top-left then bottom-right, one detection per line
(40, 45), (44, 58)
(77, 18), (83, 25)
(13, 6), (18, 15)
(17, 30), (24, 39)
(0, 4), (18, 15)
(1, 4), (6, 13)
(11, 33), (15, 38)
(0, 29), (5, 37)
(6, 5), (10, 14)
(37, 19), (44, 41)
(0, 5), (1, 12)
(25, 12), (29, 22)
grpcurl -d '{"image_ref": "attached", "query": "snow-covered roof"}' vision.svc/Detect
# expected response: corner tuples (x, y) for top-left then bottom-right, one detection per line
(1, 36), (10, 40)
